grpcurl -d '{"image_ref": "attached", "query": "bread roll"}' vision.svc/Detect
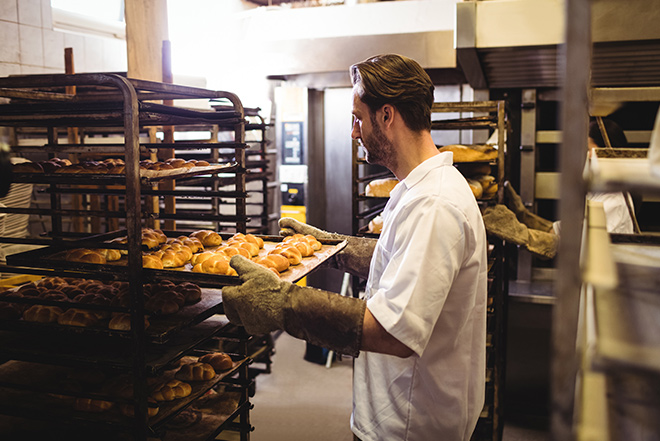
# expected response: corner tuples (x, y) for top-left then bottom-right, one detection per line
(227, 239), (259, 257)
(144, 295), (180, 315)
(230, 233), (264, 248)
(151, 379), (192, 401)
(255, 254), (290, 273)
(13, 162), (44, 173)
(368, 215), (383, 234)
(365, 178), (399, 198)
(474, 174), (498, 198)
(58, 308), (98, 327)
(175, 362), (216, 381)
(142, 254), (164, 269)
(65, 249), (107, 265)
(108, 313), (150, 331)
(438, 144), (498, 162)
(93, 248), (122, 262)
(74, 397), (114, 413)
(165, 158), (187, 168)
(467, 179), (483, 199)
(23, 305), (63, 323)
(190, 250), (217, 266)
(216, 245), (251, 259)
(198, 353), (233, 371)
(177, 282), (202, 304)
(268, 245), (302, 265)
(190, 230), (222, 246)
(192, 254), (237, 276)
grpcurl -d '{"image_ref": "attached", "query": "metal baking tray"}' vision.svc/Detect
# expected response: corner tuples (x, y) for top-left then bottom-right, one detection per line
(5, 233), (347, 287)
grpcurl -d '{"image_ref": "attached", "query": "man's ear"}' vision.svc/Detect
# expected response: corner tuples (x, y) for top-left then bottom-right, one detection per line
(382, 104), (394, 125)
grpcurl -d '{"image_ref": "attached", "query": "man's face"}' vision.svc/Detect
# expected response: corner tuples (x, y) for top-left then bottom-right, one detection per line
(351, 89), (394, 166)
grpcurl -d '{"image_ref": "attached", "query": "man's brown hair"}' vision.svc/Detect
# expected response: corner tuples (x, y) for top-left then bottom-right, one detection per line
(350, 54), (434, 132)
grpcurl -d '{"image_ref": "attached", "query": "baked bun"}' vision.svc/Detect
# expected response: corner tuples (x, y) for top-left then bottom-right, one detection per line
(165, 158), (187, 168)
(467, 179), (483, 199)
(144, 294), (180, 315)
(230, 233), (264, 249)
(13, 162), (44, 173)
(368, 214), (383, 234)
(108, 313), (150, 331)
(192, 254), (237, 276)
(74, 397), (114, 412)
(216, 245), (251, 259)
(438, 144), (498, 163)
(254, 254), (290, 273)
(142, 254), (164, 269)
(281, 238), (314, 257)
(172, 235), (204, 253)
(177, 282), (202, 304)
(474, 174), (498, 198)
(365, 178), (399, 198)
(151, 379), (192, 401)
(93, 248), (122, 262)
(23, 305), (63, 323)
(65, 249), (107, 264)
(58, 308), (98, 327)
(190, 230), (222, 247)
(268, 245), (302, 265)
(198, 353), (233, 371)
(175, 362), (216, 381)
(227, 239), (259, 257)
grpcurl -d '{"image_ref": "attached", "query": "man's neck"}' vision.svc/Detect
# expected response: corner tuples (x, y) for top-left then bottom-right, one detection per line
(389, 131), (438, 181)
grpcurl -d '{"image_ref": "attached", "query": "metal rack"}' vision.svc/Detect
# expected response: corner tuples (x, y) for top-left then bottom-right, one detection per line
(351, 100), (510, 441)
(0, 73), (255, 440)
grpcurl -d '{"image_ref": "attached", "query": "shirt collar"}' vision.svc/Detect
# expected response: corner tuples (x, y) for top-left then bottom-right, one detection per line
(400, 151), (452, 191)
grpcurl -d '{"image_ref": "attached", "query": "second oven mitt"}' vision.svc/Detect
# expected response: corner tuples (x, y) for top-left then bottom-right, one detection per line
(278, 217), (377, 279)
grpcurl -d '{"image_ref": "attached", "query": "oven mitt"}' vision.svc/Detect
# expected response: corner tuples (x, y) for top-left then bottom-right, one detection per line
(482, 204), (558, 259)
(504, 181), (555, 232)
(222, 255), (366, 357)
(278, 217), (377, 280)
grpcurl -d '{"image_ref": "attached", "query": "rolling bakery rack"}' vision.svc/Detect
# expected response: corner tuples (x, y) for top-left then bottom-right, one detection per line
(352, 100), (510, 441)
(0, 73), (259, 440)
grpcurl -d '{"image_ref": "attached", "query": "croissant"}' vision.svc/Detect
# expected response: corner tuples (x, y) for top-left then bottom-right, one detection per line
(190, 230), (223, 246)
(255, 254), (290, 273)
(269, 245), (302, 265)
(150, 379), (192, 401)
(175, 362), (216, 381)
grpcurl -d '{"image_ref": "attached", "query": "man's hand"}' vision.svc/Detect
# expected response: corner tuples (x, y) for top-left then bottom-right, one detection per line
(222, 254), (367, 357)
(222, 256), (289, 335)
(278, 217), (377, 279)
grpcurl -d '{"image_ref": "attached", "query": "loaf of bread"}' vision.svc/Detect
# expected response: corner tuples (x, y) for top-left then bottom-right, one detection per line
(198, 353), (233, 371)
(438, 144), (498, 163)
(151, 379), (192, 401)
(365, 178), (399, 198)
(23, 305), (63, 323)
(58, 308), (98, 327)
(65, 249), (107, 265)
(473, 174), (498, 198)
(175, 362), (216, 382)
(254, 254), (290, 273)
(12, 162), (44, 173)
(190, 230), (222, 246)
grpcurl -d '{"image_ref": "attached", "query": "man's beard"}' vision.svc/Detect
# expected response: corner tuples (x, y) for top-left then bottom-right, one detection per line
(362, 115), (395, 168)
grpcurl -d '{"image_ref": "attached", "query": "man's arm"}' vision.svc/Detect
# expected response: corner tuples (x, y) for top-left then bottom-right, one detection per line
(361, 307), (414, 358)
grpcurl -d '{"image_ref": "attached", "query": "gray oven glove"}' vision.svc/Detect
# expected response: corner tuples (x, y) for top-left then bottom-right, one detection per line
(278, 217), (376, 280)
(222, 255), (366, 357)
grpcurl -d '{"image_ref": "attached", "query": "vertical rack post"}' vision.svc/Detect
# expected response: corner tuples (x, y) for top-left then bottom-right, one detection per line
(552, 0), (591, 440)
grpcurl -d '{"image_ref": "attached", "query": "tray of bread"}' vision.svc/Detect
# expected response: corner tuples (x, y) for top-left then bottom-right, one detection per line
(0, 276), (223, 344)
(11, 157), (237, 184)
(0, 352), (244, 433)
(5, 229), (347, 288)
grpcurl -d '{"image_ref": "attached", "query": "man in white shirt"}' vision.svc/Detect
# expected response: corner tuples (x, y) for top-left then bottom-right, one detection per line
(222, 54), (488, 441)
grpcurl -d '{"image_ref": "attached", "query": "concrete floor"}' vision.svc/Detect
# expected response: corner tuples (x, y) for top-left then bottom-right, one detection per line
(247, 332), (550, 441)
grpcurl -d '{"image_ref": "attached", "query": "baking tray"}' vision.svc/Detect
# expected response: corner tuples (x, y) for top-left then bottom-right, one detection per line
(0, 315), (232, 375)
(0, 288), (224, 345)
(10, 162), (238, 185)
(0, 355), (246, 436)
(5, 234), (347, 287)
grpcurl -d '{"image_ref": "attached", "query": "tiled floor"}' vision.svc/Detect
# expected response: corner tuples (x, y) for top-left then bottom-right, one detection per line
(247, 333), (550, 441)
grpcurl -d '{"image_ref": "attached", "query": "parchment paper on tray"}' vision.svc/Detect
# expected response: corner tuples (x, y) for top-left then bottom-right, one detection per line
(138, 163), (236, 182)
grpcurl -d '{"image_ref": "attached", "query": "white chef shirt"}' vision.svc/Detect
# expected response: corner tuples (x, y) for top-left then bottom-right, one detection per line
(351, 152), (488, 441)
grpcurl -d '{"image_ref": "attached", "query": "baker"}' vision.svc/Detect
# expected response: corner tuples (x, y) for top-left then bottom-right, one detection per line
(222, 54), (488, 441)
